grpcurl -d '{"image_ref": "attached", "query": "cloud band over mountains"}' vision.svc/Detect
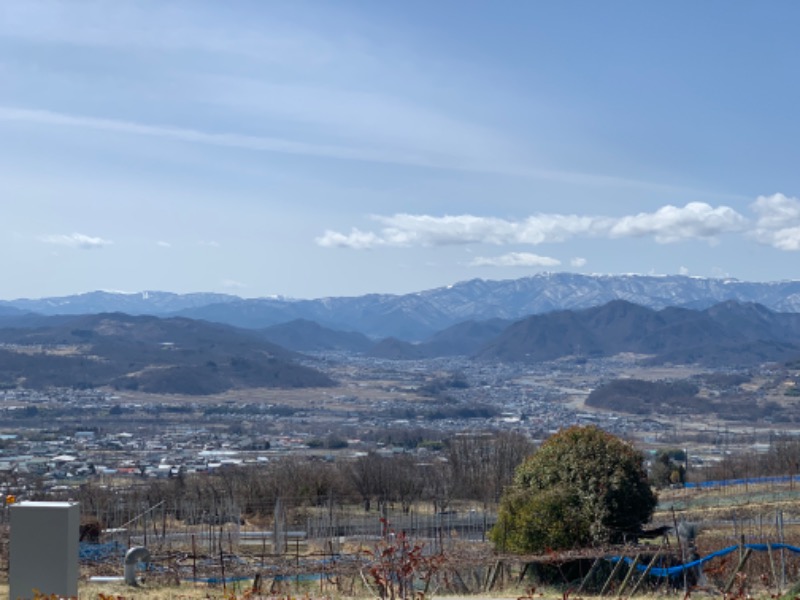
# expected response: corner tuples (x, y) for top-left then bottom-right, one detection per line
(317, 195), (800, 267)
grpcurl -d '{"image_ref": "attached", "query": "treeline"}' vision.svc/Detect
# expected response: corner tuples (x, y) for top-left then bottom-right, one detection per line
(699, 435), (800, 482)
(586, 377), (781, 421)
(586, 379), (700, 414)
(67, 431), (534, 528)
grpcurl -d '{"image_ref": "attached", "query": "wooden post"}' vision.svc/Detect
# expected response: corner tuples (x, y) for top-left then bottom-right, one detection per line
(616, 554), (640, 597)
(779, 510), (787, 589)
(628, 551), (661, 597)
(487, 560), (502, 592)
(767, 543), (779, 593)
(723, 548), (753, 594)
(600, 556), (628, 597)
(577, 557), (602, 594)
(261, 533), (266, 566)
(191, 534), (197, 584)
(220, 544), (227, 593)
(672, 508), (688, 595)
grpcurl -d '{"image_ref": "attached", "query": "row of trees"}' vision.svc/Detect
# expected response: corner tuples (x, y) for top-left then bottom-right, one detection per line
(701, 435), (800, 481)
(78, 426), (800, 555)
(72, 431), (534, 529)
(71, 425), (660, 557)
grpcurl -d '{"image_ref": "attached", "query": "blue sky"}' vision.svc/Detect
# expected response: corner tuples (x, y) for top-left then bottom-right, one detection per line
(2, 1), (800, 300)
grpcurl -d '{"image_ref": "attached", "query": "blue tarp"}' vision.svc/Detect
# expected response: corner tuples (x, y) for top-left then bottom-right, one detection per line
(79, 541), (125, 562)
(613, 543), (800, 577)
(184, 576), (252, 584)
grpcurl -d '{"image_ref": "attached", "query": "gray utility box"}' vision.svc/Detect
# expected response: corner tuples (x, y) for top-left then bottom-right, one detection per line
(10, 501), (80, 600)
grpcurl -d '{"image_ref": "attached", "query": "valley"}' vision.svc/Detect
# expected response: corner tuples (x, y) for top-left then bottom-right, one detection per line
(1, 346), (798, 492)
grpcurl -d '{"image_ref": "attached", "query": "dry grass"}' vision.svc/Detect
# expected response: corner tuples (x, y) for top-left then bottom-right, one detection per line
(0, 580), (336, 600)
(0, 581), (556, 600)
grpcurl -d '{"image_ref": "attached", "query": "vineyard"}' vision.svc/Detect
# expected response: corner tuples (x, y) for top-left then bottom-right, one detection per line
(3, 478), (800, 599)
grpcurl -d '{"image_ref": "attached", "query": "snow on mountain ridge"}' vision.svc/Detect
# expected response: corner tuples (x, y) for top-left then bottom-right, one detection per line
(3, 273), (800, 340)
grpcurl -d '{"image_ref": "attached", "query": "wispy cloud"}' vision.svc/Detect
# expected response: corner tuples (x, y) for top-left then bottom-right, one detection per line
(570, 257), (587, 267)
(156, 240), (172, 248)
(317, 202), (746, 249)
(0, 107), (393, 165)
(222, 279), (247, 290)
(198, 240), (221, 248)
(38, 232), (112, 249)
(0, 1), (338, 67)
(0, 106), (735, 196)
(470, 252), (561, 268)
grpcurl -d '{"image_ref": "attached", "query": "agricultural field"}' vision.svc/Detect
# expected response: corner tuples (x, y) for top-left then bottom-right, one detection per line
(2, 480), (800, 600)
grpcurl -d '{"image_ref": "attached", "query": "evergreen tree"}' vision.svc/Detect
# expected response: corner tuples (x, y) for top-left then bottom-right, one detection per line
(491, 425), (656, 553)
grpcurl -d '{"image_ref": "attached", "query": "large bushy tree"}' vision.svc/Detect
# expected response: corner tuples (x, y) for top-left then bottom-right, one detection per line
(491, 425), (656, 553)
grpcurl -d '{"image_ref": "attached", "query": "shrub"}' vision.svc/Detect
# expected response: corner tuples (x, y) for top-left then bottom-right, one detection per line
(491, 425), (656, 553)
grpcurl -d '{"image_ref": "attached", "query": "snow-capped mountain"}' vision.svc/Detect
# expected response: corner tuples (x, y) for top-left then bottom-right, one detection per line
(0, 290), (239, 315)
(3, 274), (800, 340)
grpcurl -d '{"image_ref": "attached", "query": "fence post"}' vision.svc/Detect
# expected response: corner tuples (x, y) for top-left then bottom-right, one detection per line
(628, 551), (661, 597)
(723, 548), (753, 594)
(600, 556), (627, 597)
(616, 554), (640, 597)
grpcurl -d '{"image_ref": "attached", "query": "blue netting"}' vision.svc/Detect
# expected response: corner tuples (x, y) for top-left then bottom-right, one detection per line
(685, 475), (795, 489)
(612, 543), (800, 577)
(184, 576), (252, 584)
(79, 541), (126, 562)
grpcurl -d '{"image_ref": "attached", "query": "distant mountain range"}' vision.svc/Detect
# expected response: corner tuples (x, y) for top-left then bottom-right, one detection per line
(3, 273), (800, 341)
(344, 299), (800, 366)
(2, 299), (799, 393)
(0, 290), (239, 316)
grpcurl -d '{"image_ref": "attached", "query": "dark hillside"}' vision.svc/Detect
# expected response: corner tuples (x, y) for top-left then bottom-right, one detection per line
(259, 319), (373, 353)
(0, 313), (334, 394)
(421, 318), (511, 356)
(368, 337), (428, 360)
(477, 300), (800, 366)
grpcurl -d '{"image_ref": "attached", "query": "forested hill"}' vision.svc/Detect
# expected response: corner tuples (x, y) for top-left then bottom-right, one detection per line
(0, 313), (334, 394)
(476, 299), (800, 366)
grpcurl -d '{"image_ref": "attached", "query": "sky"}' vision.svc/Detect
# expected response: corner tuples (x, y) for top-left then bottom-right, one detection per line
(2, 1), (800, 300)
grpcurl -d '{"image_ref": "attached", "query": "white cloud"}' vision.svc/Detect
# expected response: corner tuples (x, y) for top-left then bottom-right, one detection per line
(198, 240), (221, 248)
(515, 214), (613, 244)
(156, 240), (172, 248)
(679, 266), (689, 275)
(222, 279), (247, 289)
(38, 232), (111, 249)
(470, 252), (561, 268)
(608, 202), (747, 243)
(750, 193), (800, 250)
(317, 202), (745, 249)
(315, 229), (384, 249)
(377, 214), (522, 246)
(366, 213), (609, 248)
(570, 257), (587, 267)
(767, 226), (800, 251)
